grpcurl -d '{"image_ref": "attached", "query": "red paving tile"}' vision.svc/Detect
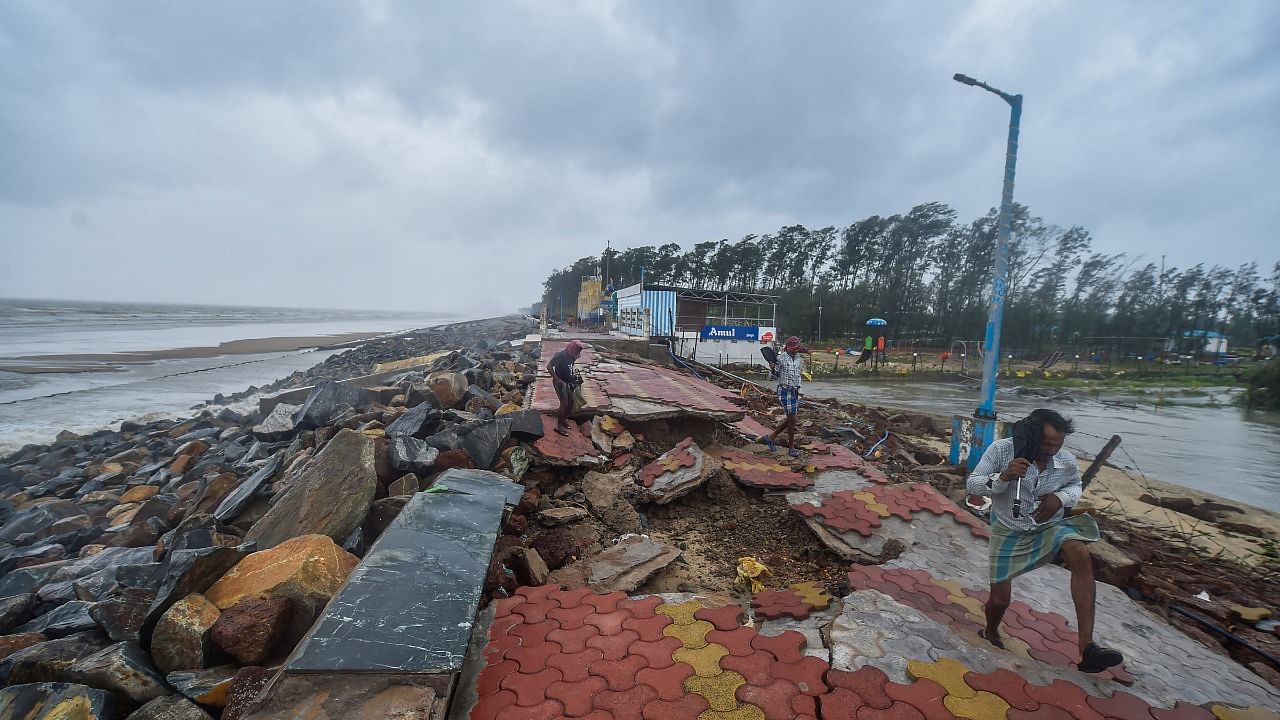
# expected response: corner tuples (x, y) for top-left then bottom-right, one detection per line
(695, 605), (745, 631)
(500, 666), (562, 706)
(477, 659), (520, 698)
(547, 648), (604, 682)
(737, 677), (805, 720)
(883, 678), (956, 720)
(771, 656), (831, 696)
(752, 588), (813, 620)
(641, 694), (710, 720)
(636, 663), (695, 700)
(627, 636), (684, 668)
(1012, 707), (1076, 720)
(721, 650), (776, 686)
(819, 688), (868, 719)
(860, 701), (927, 720)
(584, 610), (630, 636)
(548, 603), (595, 629)
(582, 591), (628, 614)
(547, 676), (608, 716)
(596, 362), (745, 415)
(733, 415), (776, 441)
(623, 613), (674, 642)
(511, 598), (559, 624)
(722, 448), (814, 490)
(829, 666), (893, 709)
(593, 684), (659, 720)
(638, 438), (698, 488)
(707, 626), (757, 657)
(964, 669), (1039, 711)
(512, 619), (561, 647)
(1024, 679), (1107, 720)
(752, 630), (808, 664)
(548, 625), (600, 653)
(496, 698), (566, 720)
(588, 629), (642, 661)
(589, 654), (649, 691)
(506, 642), (560, 674)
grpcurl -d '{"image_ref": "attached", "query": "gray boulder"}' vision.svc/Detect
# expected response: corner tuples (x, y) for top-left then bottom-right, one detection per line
(384, 403), (442, 439)
(213, 455), (282, 523)
(66, 641), (169, 704)
(245, 429), (377, 550)
(388, 436), (439, 475)
(251, 403), (301, 442)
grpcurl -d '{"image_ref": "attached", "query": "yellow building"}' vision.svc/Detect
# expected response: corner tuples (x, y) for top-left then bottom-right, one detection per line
(577, 275), (605, 320)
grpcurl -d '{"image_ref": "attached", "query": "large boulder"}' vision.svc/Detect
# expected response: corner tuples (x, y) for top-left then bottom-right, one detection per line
(151, 594), (221, 674)
(142, 544), (253, 645)
(90, 587), (156, 642)
(127, 694), (216, 720)
(167, 665), (238, 708)
(65, 640), (169, 704)
(245, 429), (378, 549)
(204, 534), (357, 646)
(383, 403), (442, 439)
(0, 682), (118, 720)
(221, 666), (271, 720)
(0, 633), (46, 661)
(387, 436), (439, 475)
(460, 418), (512, 470)
(16, 601), (97, 639)
(427, 371), (468, 409)
(0, 631), (112, 685)
(0, 593), (36, 634)
(0, 501), (90, 546)
(292, 381), (370, 430)
(251, 403), (301, 442)
(209, 597), (290, 665)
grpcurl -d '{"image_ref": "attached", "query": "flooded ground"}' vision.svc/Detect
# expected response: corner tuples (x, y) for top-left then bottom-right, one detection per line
(804, 378), (1280, 513)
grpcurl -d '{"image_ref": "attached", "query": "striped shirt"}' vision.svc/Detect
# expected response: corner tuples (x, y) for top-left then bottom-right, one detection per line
(776, 352), (804, 389)
(965, 437), (1083, 532)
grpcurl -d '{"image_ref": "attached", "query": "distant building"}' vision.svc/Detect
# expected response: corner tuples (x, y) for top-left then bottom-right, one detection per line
(1166, 330), (1228, 356)
(576, 275), (607, 323)
(615, 283), (778, 365)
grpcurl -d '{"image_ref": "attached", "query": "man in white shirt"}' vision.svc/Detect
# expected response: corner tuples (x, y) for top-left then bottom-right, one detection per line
(764, 335), (807, 458)
(965, 408), (1124, 674)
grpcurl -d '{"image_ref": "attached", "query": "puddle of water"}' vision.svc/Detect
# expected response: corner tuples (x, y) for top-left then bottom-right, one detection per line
(803, 379), (1280, 513)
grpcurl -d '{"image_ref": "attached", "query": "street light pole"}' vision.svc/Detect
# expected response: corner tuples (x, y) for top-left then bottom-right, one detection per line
(954, 72), (1022, 468)
(818, 306), (823, 342)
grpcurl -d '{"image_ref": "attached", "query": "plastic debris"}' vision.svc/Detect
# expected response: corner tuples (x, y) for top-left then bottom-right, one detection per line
(735, 556), (772, 593)
(1196, 591), (1211, 601)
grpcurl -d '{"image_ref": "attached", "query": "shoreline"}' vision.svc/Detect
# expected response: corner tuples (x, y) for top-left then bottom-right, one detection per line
(0, 331), (391, 374)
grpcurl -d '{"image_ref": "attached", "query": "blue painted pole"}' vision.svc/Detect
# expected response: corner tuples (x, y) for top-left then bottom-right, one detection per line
(952, 73), (1022, 468)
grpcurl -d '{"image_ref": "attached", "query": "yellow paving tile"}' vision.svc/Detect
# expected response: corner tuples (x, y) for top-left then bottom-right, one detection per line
(851, 491), (892, 518)
(698, 707), (767, 720)
(950, 594), (986, 620)
(657, 601), (705, 626)
(908, 658), (976, 698)
(686, 671), (749, 711)
(664, 619), (715, 649)
(675, 643), (730, 677)
(600, 416), (624, 434)
(945, 690), (1011, 719)
(933, 578), (969, 600)
(790, 581), (833, 610)
(1212, 706), (1280, 720)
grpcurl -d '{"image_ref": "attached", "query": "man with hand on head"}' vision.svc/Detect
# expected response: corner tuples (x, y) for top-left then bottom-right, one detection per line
(966, 408), (1124, 674)
(764, 335), (808, 458)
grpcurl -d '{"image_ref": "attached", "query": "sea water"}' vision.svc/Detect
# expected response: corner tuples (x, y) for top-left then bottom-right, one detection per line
(0, 299), (460, 455)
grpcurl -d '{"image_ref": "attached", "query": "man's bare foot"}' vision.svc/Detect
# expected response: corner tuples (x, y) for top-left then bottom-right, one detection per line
(978, 627), (1005, 649)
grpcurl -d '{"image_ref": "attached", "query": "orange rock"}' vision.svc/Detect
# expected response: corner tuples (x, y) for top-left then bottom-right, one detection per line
(119, 486), (160, 504)
(152, 593), (222, 674)
(204, 534), (358, 643)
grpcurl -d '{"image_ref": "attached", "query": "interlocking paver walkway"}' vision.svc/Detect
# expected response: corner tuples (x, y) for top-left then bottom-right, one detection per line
(464, 588), (1280, 720)
(721, 449), (813, 491)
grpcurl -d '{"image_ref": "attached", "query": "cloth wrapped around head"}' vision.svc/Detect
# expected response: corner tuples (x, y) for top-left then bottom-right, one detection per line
(783, 336), (802, 352)
(566, 339), (585, 356)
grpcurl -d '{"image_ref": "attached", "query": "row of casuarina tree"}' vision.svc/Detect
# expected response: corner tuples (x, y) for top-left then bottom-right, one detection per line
(540, 201), (1280, 359)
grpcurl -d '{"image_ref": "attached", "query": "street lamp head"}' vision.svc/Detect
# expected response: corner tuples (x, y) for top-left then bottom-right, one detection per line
(953, 73), (978, 86)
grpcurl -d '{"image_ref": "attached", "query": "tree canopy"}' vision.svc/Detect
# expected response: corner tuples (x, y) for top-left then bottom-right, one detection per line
(539, 202), (1279, 357)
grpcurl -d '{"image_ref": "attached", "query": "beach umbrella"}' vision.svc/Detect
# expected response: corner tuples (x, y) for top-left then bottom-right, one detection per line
(866, 318), (888, 327)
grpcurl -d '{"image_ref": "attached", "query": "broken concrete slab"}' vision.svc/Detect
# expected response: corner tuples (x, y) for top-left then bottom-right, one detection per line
(635, 438), (719, 505)
(581, 469), (642, 535)
(547, 535), (681, 593)
(536, 507), (588, 526)
(529, 416), (602, 467)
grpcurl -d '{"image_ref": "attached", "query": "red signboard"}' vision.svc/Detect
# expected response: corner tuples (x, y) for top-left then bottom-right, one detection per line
(761, 331), (775, 343)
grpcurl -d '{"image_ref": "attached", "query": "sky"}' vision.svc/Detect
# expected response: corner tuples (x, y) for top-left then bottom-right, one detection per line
(1, 1), (1276, 315)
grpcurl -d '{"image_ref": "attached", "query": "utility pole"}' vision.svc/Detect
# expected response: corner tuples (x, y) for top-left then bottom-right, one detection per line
(953, 72), (1022, 469)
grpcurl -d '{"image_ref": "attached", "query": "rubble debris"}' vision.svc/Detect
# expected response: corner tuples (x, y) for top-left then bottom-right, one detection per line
(636, 437), (719, 504)
(547, 535), (682, 592)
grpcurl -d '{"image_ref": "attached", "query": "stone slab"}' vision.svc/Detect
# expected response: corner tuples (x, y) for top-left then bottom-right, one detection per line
(284, 470), (517, 679)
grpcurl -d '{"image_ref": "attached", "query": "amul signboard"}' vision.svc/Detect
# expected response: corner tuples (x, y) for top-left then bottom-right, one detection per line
(700, 325), (759, 341)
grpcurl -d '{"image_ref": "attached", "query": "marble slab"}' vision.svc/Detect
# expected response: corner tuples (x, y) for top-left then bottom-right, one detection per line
(285, 470), (516, 676)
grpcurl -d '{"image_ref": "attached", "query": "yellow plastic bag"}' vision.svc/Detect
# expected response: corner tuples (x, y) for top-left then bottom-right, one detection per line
(735, 556), (772, 593)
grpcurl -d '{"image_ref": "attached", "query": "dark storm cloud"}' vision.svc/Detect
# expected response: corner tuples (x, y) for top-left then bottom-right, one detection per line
(0, 1), (1275, 312)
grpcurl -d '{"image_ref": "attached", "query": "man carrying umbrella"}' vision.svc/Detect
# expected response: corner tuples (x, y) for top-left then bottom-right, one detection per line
(764, 335), (808, 458)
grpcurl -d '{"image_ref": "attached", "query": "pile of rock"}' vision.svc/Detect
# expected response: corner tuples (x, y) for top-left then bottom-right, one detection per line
(0, 335), (546, 719)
